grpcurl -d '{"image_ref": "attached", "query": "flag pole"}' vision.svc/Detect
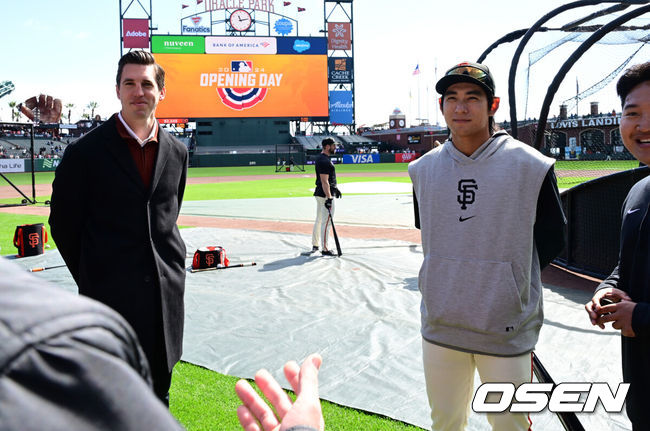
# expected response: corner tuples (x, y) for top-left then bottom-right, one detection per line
(434, 60), (439, 126)
(575, 77), (579, 117)
(418, 63), (421, 125)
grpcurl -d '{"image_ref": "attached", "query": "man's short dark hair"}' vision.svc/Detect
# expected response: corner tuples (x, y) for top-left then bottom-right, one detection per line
(616, 62), (650, 108)
(116, 51), (165, 90)
(322, 138), (336, 148)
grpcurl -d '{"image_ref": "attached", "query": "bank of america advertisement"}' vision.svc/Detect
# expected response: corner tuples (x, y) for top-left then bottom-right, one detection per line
(328, 91), (353, 124)
(155, 53), (328, 118)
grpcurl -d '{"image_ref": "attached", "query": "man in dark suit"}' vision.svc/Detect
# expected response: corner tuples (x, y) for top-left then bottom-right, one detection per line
(49, 50), (188, 405)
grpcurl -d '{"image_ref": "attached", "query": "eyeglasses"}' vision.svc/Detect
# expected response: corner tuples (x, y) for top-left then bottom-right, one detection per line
(445, 65), (489, 81)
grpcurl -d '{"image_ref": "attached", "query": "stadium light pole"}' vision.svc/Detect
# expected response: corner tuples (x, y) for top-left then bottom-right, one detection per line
(534, 3), (650, 150)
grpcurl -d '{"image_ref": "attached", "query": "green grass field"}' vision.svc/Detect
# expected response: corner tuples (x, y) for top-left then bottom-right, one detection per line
(0, 159), (640, 430)
(171, 362), (423, 431)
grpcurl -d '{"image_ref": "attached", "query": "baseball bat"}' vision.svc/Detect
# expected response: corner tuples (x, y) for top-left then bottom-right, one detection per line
(327, 206), (342, 257)
(532, 352), (585, 431)
(190, 262), (256, 273)
(28, 264), (67, 272)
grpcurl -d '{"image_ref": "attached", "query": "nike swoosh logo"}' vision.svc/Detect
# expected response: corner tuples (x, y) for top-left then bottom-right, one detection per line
(459, 215), (476, 222)
(627, 208), (641, 214)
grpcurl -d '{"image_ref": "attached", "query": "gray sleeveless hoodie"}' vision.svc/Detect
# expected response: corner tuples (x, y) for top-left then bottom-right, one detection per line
(408, 131), (554, 356)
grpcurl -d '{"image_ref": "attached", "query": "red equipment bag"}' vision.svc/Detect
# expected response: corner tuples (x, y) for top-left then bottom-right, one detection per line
(192, 246), (230, 270)
(14, 223), (48, 257)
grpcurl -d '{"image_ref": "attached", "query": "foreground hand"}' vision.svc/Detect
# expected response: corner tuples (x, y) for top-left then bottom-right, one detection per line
(324, 199), (332, 210)
(585, 287), (631, 329)
(19, 94), (62, 123)
(597, 301), (637, 337)
(235, 353), (324, 431)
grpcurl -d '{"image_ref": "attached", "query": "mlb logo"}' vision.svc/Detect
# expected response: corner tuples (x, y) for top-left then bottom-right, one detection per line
(231, 61), (253, 72)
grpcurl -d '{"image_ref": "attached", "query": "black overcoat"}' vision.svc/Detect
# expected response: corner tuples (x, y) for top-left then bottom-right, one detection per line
(49, 115), (188, 370)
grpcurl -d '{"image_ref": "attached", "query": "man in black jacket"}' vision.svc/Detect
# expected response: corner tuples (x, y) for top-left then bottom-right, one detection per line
(585, 61), (650, 429)
(49, 51), (188, 404)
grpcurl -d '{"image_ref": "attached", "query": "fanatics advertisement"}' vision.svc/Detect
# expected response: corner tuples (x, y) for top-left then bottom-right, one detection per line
(154, 53), (328, 118)
(122, 19), (150, 49)
(328, 57), (353, 83)
(181, 14), (212, 35)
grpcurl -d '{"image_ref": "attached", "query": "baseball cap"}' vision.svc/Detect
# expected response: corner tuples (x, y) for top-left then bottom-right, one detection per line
(435, 62), (495, 97)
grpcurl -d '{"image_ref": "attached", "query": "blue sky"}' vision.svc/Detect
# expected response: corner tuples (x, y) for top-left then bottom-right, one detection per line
(1, 0), (648, 127)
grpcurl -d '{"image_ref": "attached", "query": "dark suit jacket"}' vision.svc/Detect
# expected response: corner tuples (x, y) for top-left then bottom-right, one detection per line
(49, 115), (188, 370)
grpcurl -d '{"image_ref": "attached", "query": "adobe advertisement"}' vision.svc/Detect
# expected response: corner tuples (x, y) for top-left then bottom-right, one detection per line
(154, 53), (328, 118)
(122, 19), (150, 49)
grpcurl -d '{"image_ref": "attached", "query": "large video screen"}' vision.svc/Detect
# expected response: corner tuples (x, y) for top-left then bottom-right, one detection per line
(155, 53), (328, 119)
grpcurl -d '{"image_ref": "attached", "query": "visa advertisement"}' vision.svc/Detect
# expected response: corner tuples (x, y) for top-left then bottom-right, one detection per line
(154, 53), (328, 118)
(343, 154), (379, 164)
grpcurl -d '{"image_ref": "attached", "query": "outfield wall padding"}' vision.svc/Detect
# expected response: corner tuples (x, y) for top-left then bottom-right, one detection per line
(190, 152), (402, 167)
(190, 153), (279, 167)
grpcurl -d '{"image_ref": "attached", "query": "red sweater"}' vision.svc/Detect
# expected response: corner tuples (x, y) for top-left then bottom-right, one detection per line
(114, 114), (159, 190)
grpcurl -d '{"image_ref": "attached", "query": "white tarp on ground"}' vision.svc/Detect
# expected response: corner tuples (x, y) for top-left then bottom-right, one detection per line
(8, 226), (631, 430)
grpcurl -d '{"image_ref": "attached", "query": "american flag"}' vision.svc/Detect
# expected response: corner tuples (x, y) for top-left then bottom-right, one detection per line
(412, 64), (421, 76)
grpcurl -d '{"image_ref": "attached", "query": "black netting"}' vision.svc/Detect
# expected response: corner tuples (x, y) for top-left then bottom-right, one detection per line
(560, 43), (646, 112)
(557, 166), (649, 278)
(480, 3), (650, 279)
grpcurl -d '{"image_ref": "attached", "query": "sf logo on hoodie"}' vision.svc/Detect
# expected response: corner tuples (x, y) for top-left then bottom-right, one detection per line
(457, 179), (478, 210)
